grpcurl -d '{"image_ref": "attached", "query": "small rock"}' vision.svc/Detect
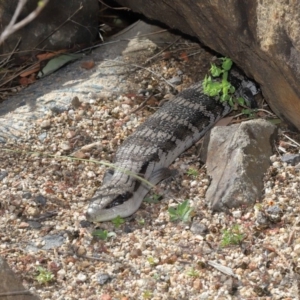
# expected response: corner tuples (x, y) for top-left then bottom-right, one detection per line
(190, 180), (198, 187)
(76, 273), (87, 282)
(281, 153), (300, 166)
(71, 96), (82, 108)
(76, 245), (87, 257)
(57, 268), (66, 280)
(193, 278), (202, 290)
(265, 205), (283, 223)
(66, 131), (76, 139)
(26, 206), (40, 217)
(42, 234), (65, 250)
(87, 171), (95, 178)
(168, 76), (182, 85)
(50, 105), (67, 114)
(255, 211), (270, 229)
(293, 244), (300, 255)
(232, 210), (242, 218)
(0, 170), (8, 181)
(34, 194), (47, 206)
(123, 225), (133, 233)
(97, 273), (111, 285)
(190, 221), (208, 236)
(59, 141), (71, 151)
(40, 119), (51, 129)
(38, 132), (47, 141)
(19, 222), (30, 228)
(72, 150), (87, 159)
(130, 248), (142, 258)
(27, 220), (42, 229)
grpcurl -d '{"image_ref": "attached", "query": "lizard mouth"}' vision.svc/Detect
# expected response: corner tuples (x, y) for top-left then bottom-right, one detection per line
(85, 195), (137, 223)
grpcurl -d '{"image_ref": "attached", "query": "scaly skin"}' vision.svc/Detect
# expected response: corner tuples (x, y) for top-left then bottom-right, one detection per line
(86, 68), (259, 222)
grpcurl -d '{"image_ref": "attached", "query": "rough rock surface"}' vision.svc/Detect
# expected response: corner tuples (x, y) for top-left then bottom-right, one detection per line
(0, 20), (175, 142)
(117, 0), (300, 131)
(0, 257), (40, 300)
(206, 119), (277, 211)
(0, 0), (98, 60)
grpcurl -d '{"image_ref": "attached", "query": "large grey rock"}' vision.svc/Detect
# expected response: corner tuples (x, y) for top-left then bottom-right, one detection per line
(0, 0), (98, 60)
(0, 257), (40, 300)
(205, 119), (277, 211)
(116, 0), (300, 131)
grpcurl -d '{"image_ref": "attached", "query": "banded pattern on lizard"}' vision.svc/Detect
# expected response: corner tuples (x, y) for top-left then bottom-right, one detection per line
(86, 67), (259, 222)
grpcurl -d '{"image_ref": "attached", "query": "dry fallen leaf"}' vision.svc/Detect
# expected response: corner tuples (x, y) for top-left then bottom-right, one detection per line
(19, 74), (36, 86)
(81, 60), (95, 70)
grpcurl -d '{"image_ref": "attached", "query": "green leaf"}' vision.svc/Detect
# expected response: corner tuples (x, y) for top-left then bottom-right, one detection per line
(220, 94), (230, 102)
(144, 194), (162, 203)
(242, 108), (254, 117)
(35, 266), (54, 284)
(111, 215), (125, 228)
(210, 64), (223, 77)
(221, 224), (244, 247)
(206, 82), (223, 97)
(186, 168), (199, 177)
(37, 53), (83, 78)
(237, 97), (245, 106)
(268, 118), (282, 125)
(229, 86), (236, 94)
(168, 200), (193, 222)
(228, 97), (234, 107)
(221, 57), (233, 71)
(92, 229), (108, 240)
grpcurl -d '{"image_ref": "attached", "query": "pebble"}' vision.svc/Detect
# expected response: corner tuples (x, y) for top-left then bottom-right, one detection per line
(40, 120), (51, 129)
(59, 141), (71, 151)
(26, 207), (40, 217)
(232, 210), (242, 218)
(0, 170), (8, 181)
(190, 180), (198, 187)
(97, 273), (111, 285)
(76, 273), (87, 282)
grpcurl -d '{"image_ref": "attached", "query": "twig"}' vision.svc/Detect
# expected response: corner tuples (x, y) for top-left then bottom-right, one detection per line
(0, 38), (21, 69)
(282, 133), (300, 148)
(0, 290), (31, 297)
(0, 0), (49, 45)
(104, 59), (177, 90)
(145, 36), (181, 63)
(130, 93), (154, 114)
(83, 254), (112, 262)
(233, 108), (276, 119)
(288, 218), (300, 246)
(98, 0), (130, 10)
(34, 4), (83, 50)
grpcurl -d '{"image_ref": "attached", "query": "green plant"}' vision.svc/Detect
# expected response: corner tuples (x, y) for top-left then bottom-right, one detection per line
(35, 266), (54, 284)
(241, 108), (255, 118)
(187, 267), (200, 277)
(142, 290), (153, 299)
(111, 215), (125, 228)
(138, 218), (145, 225)
(144, 193), (162, 204)
(168, 200), (193, 222)
(203, 57), (244, 107)
(186, 168), (199, 178)
(147, 256), (159, 266)
(92, 229), (116, 240)
(221, 224), (244, 247)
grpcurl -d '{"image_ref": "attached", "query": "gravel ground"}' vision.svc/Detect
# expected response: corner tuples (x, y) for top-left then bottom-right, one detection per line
(1, 33), (300, 300)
